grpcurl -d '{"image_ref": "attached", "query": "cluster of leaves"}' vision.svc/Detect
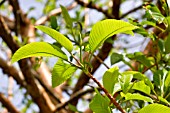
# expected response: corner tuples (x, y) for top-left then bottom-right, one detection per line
(12, 2), (170, 113)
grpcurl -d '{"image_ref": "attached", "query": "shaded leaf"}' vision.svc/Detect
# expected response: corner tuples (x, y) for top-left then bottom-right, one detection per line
(89, 89), (111, 113)
(52, 59), (77, 87)
(134, 52), (152, 67)
(139, 104), (170, 113)
(35, 25), (73, 52)
(60, 5), (73, 28)
(50, 16), (58, 30)
(110, 53), (123, 65)
(103, 67), (119, 94)
(12, 42), (67, 63)
(89, 19), (138, 53)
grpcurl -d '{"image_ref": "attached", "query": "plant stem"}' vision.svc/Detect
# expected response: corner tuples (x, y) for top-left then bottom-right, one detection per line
(93, 54), (109, 69)
(86, 72), (125, 113)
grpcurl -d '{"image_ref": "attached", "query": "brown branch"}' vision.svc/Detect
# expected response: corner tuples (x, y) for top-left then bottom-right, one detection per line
(75, 0), (114, 18)
(70, 0), (122, 107)
(0, 93), (20, 113)
(120, 5), (143, 18)
(54, 88), (95, 112)
(8, 0), (23, 35)
(86, 72), (125, 113)
(0, 15), (54, 113)
(112, 0), (121, 19)
(0, 57), (26, 87)
(92, 54), (109, 69)
(34, 73), (62, 103)
(35, 2), (78, 25)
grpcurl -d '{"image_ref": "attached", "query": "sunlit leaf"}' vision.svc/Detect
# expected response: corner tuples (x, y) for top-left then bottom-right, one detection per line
(103, 67), (119, 94)
(52, 59), (77, 87)
(119, 72), (133, 93)
(89, 19), (138, 53)
(139, 104), (170, 113)
(35, 25), (73, 52)
(124, 93), (153, 103)
(132, 81), (151, 95)
(12, 42), (67, 63)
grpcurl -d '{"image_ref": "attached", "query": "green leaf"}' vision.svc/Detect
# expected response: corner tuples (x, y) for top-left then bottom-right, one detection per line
(60, 5), (73, 28)
(165, 33), (170, 54)
(103, 67), (119, 94)
(145, 4), (165, 24)
(122, 71), (154, 92)
(134, 52), (152, 67)
(165, 71), (170, 88)
(52, 59), (77, 87)
(119, 73), (133, 93)
(110, 53), (123, 65)
(138, 104), (170, 113)
(50, 16), (58, 30)
(35, 25), (73, 52)
(89, 19), (138, 53)
(89, 89), (111, 113)
(158, 96), (170, 106)
(12, 42), (67, 63)
(124, 93), (153, 103)
(132, 81), (151, 95)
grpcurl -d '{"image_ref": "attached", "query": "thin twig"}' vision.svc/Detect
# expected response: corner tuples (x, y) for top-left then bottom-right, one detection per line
(86, 72), (125, 113)
(75, 0), (114, 18)
(120, 5), (143, 18)
(0, 93), (20, 113)
(93, 54), (109, 69)
(142, 64), (156, 74)
(35, 2), (77, 25)
(54, 88), (96, 112)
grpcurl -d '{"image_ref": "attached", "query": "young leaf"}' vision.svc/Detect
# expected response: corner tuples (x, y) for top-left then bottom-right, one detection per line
(138, 104), (170, 113)
(12, 42), (67, 63)
(60, 5), (73, 28)
(132, 81), (151, 95)
(110, 53), (123, 65)
(35, 25), (73, 52)
(89, 19), (138, 53)
(122, 71), (154, 92)
(124, 93), (153, 103)
(119, 73), (133, 93)
(102, 67), (119, 94)
(89, 89), (111, 113)
(52, 59), (77, 87)
(50, 16), (58, 30)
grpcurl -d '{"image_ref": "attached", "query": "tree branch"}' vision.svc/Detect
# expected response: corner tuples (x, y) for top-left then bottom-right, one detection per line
(86, 72), (125, 113)
(54, 88), (95, 112)
(0, 15), (54, 113)
(0, 93), (20, 113)
(35, 2), (78, 25)
(0, 57), (26, 87)
(120, 5), (143, 18)
(75, 0), (114, 18)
